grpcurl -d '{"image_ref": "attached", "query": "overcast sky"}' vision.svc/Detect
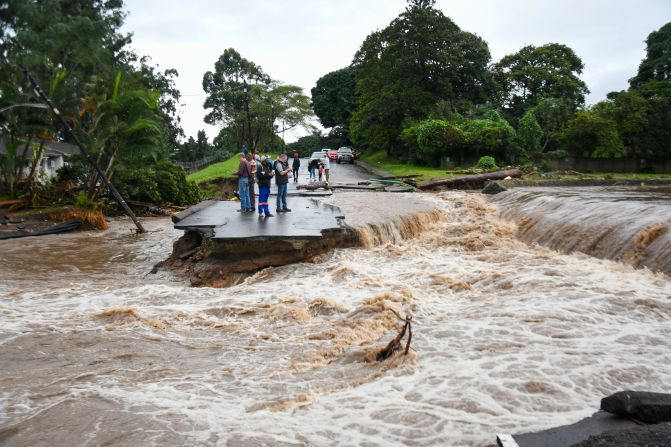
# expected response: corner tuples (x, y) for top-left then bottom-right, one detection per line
(121, 0), (671, 142)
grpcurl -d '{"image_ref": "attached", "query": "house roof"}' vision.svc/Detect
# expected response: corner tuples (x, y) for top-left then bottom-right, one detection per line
(0, 137), (79, 158)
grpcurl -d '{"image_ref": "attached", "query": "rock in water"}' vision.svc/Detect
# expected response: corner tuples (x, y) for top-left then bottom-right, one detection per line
(601, 391), (671, 423)
(481, 181), (507, 195)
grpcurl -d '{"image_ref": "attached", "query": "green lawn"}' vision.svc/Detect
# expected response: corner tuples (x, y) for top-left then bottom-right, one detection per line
(359, 150), (453, 181)
(187, 155), (241, 184)
(187, 153), (281, 185)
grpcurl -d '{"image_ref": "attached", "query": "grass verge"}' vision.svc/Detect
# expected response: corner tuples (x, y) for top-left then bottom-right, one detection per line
(187, 153), (281, 185)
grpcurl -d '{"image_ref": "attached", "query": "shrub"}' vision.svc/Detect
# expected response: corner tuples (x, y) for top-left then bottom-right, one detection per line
(114, 161), (201, 205)
(474, 155), (498, 170)
(415, 119), (465, 166)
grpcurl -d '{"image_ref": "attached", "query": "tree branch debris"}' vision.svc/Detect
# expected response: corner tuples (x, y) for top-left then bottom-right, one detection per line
(376, 310), (413, 361)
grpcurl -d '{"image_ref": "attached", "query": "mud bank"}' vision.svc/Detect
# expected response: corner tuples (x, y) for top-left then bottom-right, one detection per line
(158, 192), (442, 287)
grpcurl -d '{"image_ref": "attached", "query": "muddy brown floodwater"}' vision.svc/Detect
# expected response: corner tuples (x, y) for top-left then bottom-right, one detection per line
(1, 188), (670, 446)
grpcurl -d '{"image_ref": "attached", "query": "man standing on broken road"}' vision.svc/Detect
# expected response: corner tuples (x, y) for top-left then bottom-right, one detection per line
(235, 154), (252, 212)
(274, 153), (292, 213)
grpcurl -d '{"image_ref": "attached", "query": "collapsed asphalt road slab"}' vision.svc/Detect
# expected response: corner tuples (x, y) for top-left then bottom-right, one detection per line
(174, 198), (346, 239)
(159, 192), (441, 287)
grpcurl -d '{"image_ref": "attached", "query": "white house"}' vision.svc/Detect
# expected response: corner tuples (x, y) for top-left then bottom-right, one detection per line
(0, 138), (78, 181)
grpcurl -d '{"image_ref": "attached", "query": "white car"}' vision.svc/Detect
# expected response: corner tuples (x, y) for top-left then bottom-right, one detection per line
(310, 151), (325, 162)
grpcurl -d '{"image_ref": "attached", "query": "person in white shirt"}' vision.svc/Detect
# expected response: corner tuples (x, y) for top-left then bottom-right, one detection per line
(323, 156), (330, 182)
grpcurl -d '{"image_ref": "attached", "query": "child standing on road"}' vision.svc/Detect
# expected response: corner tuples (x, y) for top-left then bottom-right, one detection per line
(318, 162), (325, 181)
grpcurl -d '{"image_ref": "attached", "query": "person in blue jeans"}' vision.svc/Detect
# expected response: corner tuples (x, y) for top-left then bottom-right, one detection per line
(256, 156), (274, 217)
(235, 154), (252, 212)
(274, 154), (292, 212)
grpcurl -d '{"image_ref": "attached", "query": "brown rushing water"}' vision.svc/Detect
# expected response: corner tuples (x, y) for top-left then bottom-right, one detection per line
(1, 190), (670, 446)
(492, 186), (671, 275)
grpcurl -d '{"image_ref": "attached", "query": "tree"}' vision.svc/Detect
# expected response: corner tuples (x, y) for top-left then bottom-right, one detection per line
(285, 132), (323, 157)
(492, 43), (589, 120)
(630, 22), (671, 88)
(311, 66), (357, 131)
(202, 48), (270, 150)
(0, 0), (186, 205)
(268, 83), (315, 147)
(562, 110), (623, 158)
(517, 110), (543, 162)
(78, 71), (163, 199)
(415, 119), (465, 165)
(203, 49), (314, 151)
(350, 0), (491, 156)
(531, 98), (575, 152)
(460, 111), (517, 162)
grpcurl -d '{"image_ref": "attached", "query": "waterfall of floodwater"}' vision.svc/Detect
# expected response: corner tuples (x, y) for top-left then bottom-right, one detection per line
(1, 190), (670, 447)
(492, 186), (671, 275)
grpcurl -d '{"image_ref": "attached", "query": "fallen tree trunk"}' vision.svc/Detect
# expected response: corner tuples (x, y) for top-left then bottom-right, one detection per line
(417, 168), (523, 190)
(296, 181), (330, 191)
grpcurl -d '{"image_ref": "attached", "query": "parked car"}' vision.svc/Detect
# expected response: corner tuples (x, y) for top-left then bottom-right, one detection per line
(310, 151), (325, 161)
(336, 147), (354, 164)
(327, 149), (338, 160)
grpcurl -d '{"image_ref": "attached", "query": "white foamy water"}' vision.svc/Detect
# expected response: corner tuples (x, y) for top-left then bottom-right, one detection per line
(1, 191), (670, 446)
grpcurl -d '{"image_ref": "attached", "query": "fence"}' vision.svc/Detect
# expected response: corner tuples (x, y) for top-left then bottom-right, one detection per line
(175, 153), (231, 173)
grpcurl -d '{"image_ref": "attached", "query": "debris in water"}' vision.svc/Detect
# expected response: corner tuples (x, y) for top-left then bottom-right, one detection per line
(376, 309), (413, 361)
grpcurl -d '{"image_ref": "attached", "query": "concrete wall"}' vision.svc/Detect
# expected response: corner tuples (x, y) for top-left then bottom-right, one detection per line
(548, 157), (671, 174)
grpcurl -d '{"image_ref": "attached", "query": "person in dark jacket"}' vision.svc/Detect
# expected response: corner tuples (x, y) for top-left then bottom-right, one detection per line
(292, 152), (301, 183)
(274, 154), (292, 212)
(308, 158), (318, 182)
(256, 156), (274, 217)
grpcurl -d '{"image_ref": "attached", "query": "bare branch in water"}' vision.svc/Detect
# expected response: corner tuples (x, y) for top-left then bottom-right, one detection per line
(377, 312), (413, 361)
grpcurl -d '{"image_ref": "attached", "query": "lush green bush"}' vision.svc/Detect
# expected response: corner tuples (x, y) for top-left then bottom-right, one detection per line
(415, 119), (465, 165)
(114, 161), (201, 205)
(461, 112), (516, 161)
(473, 155), (498, 170)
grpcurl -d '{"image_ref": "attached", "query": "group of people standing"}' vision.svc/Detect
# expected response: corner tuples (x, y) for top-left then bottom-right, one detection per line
(236, 152), (293, 217)
(308, 156), (329, 182)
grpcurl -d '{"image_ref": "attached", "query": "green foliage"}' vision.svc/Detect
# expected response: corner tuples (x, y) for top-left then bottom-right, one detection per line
(517, 110), (543, 161)
(460, 113), (516, 161)
(531, 98), (575, 152)
(114, 161), (201, 205)
(473, 155), (498, 170)
(630, 22), (671, 88)
(203, 49), (314, 151)
(562, 110), (624, 158)
(56, 155), (88, 184)
(416, 120), (464, 165)
(285, 133), (323, 157)
(311, 67), (357, 130)
(0, 0), (185, 204)
(350, 1), (491, 156)
(74, 191), (100, 211)
(174, 130), (227, 162)
(492, 43), (588, 120)
(0, 137), (21, 196)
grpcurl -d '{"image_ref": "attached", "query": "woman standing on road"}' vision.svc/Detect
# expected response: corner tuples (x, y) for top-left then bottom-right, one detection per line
(292, 152), (301, 183)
